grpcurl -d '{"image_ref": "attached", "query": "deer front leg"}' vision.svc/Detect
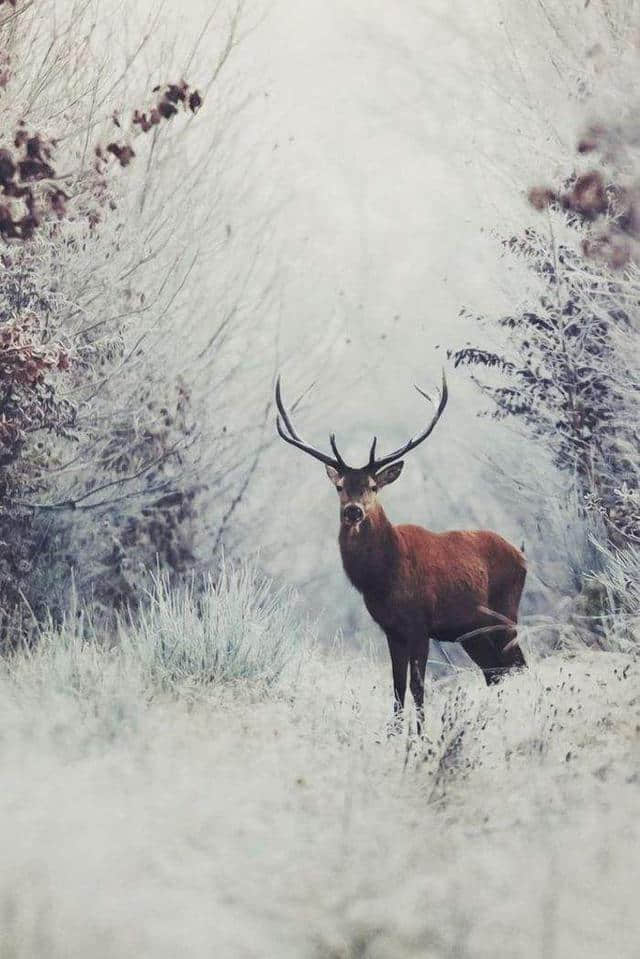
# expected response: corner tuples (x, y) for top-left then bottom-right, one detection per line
(385, 631), (408, 734)
(409, 640), (429, 737)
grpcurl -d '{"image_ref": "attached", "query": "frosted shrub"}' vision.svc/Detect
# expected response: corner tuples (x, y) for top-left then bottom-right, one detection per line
(0, 562), (308, 754)
(452, 18), (640, 629)
(585, 542), (640, 650)
(0, 10), (207, 625)
(4, 613), (143, 749)
(0, 2), (270, 632)
(121, 563), (308, 691)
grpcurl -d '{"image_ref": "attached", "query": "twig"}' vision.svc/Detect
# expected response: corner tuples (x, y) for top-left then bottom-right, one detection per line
(0, 0), (35, 28)
(212, 398), (273, 554)
(7, 440), (183, 512)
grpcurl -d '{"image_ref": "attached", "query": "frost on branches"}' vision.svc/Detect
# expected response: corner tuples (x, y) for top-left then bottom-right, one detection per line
(0, 13), (208, 637)
(453, 116), (640, 622)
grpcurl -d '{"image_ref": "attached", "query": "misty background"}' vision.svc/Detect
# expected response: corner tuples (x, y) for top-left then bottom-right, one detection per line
(3, 0), (620, 636)
(166, 0), (598, 631)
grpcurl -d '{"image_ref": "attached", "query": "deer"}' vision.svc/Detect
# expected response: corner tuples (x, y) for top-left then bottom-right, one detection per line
(275, 371), (527, 735)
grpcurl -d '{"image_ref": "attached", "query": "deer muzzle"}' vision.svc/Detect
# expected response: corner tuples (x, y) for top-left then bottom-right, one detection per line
(342, 503), (365, 526)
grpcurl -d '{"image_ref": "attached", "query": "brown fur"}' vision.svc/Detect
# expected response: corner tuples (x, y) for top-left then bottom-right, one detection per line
(336, 481), (526, 732)
(274, 373), (526, 733)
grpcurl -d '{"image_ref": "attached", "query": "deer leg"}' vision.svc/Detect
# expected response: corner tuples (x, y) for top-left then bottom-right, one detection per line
(460, 632), (505, 685)
(409, 643), (429, 737)
(460, 610), (525, 685)
(471, 568), (528, 680)
(489, 568), (527, 669)
(386, 633), (408, 729)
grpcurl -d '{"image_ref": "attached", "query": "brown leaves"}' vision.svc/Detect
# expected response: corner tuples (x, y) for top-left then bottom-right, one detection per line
(0, 149), (15, 183)
(577, 124), (607, 154)
(0, 204), (17, 238)
(48, 188), (68, 219)
(106, 142), (136, 167)
(565, 172), (608, 219)
(581, 231), (634, 270)
(0, 128), (62, 240)
(165, 82), (187, 104)
(18, 157), (55, 181)
(528, 171), (607, 219)
(0, 314), (75, 466)
(157, 100), (177, 120)
(527, 186), (557, 211)
(101, 80), (203, 174)
(529, 148), (640, 269)
(0, 73), (205, 274)
(25, 134), (52, 161)
(156, 81), (203, 119)
(132, 107), (161, 133)
(133, 80), (203, 129)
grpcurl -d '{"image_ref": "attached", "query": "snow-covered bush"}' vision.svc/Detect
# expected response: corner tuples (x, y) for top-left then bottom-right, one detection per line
(452, 11), (640, 635)
(452, 180), (639, 552)
(0, 1), (268, 633)
(121, 563), (309, 692)
(9, 560), (308, 719)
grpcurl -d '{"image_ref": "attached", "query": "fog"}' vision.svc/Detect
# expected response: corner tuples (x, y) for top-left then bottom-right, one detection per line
(37, 0), (609, 618)
(193, 0), (595, 625)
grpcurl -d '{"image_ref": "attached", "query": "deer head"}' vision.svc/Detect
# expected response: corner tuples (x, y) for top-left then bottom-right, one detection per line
(275, 372), (448, 531)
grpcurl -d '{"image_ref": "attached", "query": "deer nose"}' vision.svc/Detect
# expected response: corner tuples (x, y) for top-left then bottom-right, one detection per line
(343, 504), (364, 524)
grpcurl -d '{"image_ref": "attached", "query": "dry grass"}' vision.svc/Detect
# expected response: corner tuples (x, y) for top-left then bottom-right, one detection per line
(0, 606), (638, 957)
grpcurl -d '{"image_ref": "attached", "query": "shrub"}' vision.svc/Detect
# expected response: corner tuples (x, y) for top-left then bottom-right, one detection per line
(9, 561), (308, 711)
(451, 193), (639, 551)
(122, 563), (308, 692)
(0, 3), (253, 635)
(448, 20), (640, 639)
(451, 117), (640, 638)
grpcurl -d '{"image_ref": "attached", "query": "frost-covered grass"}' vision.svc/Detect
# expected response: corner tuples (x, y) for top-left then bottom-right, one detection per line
(121, 566), (307, 692)
(0, 580), (638, 958)
(8, 564), (307, 724)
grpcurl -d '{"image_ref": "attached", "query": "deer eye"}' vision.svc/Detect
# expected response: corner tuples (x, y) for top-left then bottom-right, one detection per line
(336, 484), (344, 492)
(371, 485), (378, 492)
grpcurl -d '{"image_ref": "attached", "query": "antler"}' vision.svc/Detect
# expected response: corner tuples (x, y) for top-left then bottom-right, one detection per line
(276, 370), (448, 473)
(369, 369), (448, 471)
(275, 376), (348, 471)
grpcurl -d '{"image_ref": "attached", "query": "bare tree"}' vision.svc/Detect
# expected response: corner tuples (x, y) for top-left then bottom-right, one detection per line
(0, 0), (281, 626)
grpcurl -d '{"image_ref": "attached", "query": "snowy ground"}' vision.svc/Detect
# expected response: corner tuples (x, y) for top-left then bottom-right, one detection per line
(1, 603), (638, 958)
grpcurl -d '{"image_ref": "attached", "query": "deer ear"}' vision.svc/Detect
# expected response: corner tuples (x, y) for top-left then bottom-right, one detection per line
(325, 465), (341, 485)
(375, 461), (404, 488)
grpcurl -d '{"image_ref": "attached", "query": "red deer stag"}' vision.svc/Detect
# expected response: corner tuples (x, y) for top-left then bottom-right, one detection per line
(275, 372), (527, 734)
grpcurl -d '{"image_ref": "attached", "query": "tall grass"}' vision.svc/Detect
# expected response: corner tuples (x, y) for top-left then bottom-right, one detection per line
(5, 563), (308, 729)
(121, 564), (309, 692)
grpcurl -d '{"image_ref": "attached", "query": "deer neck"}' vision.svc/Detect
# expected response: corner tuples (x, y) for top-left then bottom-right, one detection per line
(338, 504), (398, 597)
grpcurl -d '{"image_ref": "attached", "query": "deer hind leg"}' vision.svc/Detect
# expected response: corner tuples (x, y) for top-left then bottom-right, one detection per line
(488, 564), (527, 672)
(461, 630), (512, 685)
(461, 594), (526, 685)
